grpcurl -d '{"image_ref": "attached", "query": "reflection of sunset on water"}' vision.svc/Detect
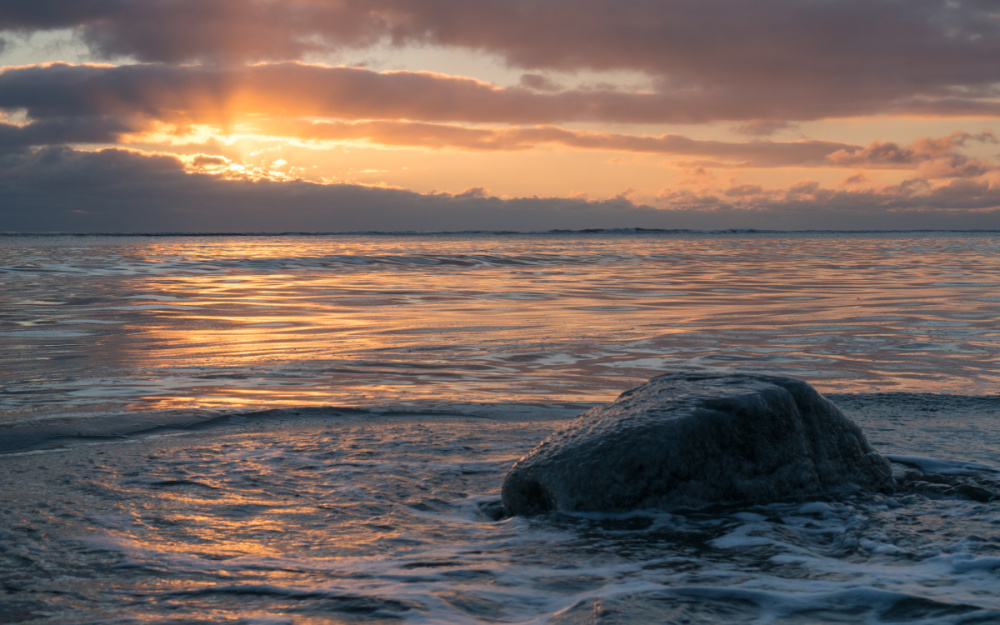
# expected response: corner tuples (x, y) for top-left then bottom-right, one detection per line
(3, 233), (994, 421)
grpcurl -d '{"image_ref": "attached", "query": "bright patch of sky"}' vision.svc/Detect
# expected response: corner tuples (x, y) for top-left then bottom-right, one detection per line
(345, 43), (656, 92)
(0, 29), (101, 66)
(1, 29), (657, 97)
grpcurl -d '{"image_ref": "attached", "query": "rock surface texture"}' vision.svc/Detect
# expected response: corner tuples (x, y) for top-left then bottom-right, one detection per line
(502, 373), (895, 515)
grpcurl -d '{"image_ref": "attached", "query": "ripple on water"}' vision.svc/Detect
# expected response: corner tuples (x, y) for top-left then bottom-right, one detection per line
(2, 399), (1000, 624)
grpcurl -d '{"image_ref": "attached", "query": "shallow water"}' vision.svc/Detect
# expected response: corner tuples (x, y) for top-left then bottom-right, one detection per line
(1, 231), (1000, 623)
(2, 398), (999, 624)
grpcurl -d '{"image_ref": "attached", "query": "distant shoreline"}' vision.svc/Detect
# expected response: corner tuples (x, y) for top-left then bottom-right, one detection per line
(3, 228), (999, 237)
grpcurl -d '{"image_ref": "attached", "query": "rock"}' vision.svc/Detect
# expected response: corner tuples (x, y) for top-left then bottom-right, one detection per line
(501, 372), (894, 515)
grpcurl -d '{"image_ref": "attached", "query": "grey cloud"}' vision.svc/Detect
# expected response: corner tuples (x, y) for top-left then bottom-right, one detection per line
(2, 147), (998, 233)
(2, 1), (999, 121)
(0, 0), (365, 63)
(0, 62), (641, 126)
(3, 62), (990, 135)
(191, 154), (228, 168)
(0, 117), (135, 147)
(0, 62), (795, 127)
(519, 74), (561, 92)
(656, 182), (1000, 229)
(0, 60), (872, 162)
(731, 121), (797, 137)
(0, 146), (672, 232)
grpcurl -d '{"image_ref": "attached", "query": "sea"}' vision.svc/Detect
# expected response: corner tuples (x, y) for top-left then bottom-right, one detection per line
(1, 230), (999, 624)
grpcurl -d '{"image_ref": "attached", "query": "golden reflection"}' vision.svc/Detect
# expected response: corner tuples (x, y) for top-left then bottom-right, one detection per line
(108, 432), (403, 570)
(95, 235), (1000, 414)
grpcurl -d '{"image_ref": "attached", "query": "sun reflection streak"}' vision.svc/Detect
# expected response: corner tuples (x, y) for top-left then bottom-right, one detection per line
(3, 234), (997, 424)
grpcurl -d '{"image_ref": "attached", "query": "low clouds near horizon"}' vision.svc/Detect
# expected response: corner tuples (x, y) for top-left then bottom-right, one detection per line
(5, 146), (998, 233)
(1, 0), (998, 231)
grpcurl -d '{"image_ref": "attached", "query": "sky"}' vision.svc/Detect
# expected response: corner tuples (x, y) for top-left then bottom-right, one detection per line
(1, 0), (999, 232)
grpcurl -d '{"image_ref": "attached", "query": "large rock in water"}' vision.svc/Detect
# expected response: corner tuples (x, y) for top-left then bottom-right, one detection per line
(502, 373), (894, 515)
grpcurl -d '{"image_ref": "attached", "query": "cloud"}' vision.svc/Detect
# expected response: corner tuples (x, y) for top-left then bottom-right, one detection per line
(191, 154), (229, 168)
(3, 3), (999, 232)
(0, 0), (366, 64)
(828, 132), (997, 166)
(0, 146), (676, 232)
(0, 60), (880, 165)
(730, 121), (797, 137)
(3, 65), (994, 176)
(0, 62), (708, 127)
(0, 116), (133, 147)
(3, 1), (999, 121)
(5, 64), (992, 166)
(657, 175), (1000, 219)
(519, 74), (561, 92)
(2, 146), (998, 233)
(840, 173), (868, 187)
(826, 132), (999, 179)
(828, 141), (920, 166)
(910, 130), (998, 156)
(271, 120), (861, 165)
(3, 59), (995, 209)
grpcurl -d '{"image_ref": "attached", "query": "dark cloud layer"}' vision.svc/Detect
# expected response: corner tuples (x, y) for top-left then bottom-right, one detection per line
(0, 62), (617, 127)
(3, 0), (999, 122)
(1, 62), (996, 143)
(2, 147), (998, 232)
(0, 116), (131, 147)
(0, 61), (868, 128)
(0, 146), (667, 232)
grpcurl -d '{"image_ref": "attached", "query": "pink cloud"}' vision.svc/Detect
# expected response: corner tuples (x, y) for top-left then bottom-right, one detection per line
(840, 173), (868, 187)
(657, 176), (1000, 217)
(827, 132), (998, 178)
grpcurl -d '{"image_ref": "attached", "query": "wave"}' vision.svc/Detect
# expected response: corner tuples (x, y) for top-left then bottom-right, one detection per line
(2, 392), (998, 457)
(0, 402), (589, 455)
(1, 252), (600, 276)
(4, 391), (998, 624)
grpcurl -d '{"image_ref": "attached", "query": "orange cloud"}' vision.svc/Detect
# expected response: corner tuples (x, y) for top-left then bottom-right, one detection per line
(828, 132), (997, 166)
(4, 63), (996, 184)
(262, 119), (860, 164)
(3, 62), (998, 135)
(825, 132), (999, 181)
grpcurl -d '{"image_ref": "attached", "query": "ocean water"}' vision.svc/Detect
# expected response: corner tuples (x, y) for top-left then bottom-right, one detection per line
(1, 231), (999, 624)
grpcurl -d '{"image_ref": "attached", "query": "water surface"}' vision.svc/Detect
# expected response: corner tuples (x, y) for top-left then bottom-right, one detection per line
(1, 231), (999, 624)
(3, 232), (997, 424)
